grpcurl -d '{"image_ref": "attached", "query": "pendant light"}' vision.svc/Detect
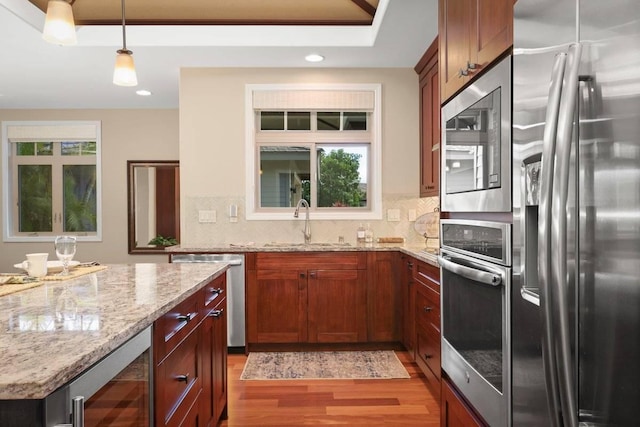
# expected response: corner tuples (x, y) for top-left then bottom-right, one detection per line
(42, 0), (77, 46)
(113, 0), (138, 86)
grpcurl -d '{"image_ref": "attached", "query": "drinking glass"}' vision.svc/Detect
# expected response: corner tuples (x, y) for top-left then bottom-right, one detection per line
(54, 235), (77, 276)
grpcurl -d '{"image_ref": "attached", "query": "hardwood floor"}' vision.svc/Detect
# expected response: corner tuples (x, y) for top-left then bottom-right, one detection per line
(219, 351), (441, 426)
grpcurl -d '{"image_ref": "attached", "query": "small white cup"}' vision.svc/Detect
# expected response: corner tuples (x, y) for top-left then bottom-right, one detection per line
(22, 253), (48, 278)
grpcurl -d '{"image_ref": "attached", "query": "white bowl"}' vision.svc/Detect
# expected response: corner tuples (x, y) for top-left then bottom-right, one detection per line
(14, 260), (80, 274)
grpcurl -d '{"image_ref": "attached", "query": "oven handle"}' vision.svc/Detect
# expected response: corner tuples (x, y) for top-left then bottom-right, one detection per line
(438, 255), (503, 286)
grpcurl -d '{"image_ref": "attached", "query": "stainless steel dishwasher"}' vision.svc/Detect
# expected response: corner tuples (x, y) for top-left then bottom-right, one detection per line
(171, 253), (245, 350)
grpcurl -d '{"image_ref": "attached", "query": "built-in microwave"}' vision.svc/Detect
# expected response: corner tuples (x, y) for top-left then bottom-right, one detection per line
(441, 55), (512, 212)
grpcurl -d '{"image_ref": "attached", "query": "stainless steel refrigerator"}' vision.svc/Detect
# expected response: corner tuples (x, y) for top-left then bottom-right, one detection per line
(512, 0), (640, 426)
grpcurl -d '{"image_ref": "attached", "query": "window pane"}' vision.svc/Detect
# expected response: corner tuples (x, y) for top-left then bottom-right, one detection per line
(63, 165), (97, 232)
(317, 112), (341, 130)
(260, 112), (285, 130)
(37, 142), (54, 155)
(317, 145), (368, 208)
(343, 112), (367, 130)
(16, 142), (35, 156)
(287, 112), (311, 130)
(259, 146), (311, 207)
(18, 165), (52, 232)
(61, 141), (97, 156)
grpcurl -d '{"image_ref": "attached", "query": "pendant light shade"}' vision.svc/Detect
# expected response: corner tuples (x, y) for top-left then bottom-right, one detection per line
(113, 0), (138, 86)
(113, 49), (138, 86)
(42, 0), (77, 46)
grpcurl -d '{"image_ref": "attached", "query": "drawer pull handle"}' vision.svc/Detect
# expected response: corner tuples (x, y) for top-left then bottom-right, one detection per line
(309, 271), (316, 278)
(408, 262), (414, 270)
(467, 61), (478, 71)
(458, 68), (469, 77)
(210, 287), (224, 295)
(424, 354), (433, 360)
(177, 313), (193, 322)
(424, 306), (433, 313)
(300, 272), (306, 278)
(176, 373), (189, 383)
(209, 308), (224, 318)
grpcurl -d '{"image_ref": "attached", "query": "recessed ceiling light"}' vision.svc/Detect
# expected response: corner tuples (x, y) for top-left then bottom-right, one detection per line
(136, 89), (152, 96)
(305, 54), (324, 63)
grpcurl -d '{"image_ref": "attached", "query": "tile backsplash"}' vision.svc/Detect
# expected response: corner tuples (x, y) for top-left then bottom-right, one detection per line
(181, 194), (439, 250)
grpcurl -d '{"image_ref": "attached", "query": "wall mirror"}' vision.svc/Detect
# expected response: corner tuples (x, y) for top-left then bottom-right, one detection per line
(127, 161), (180, 254)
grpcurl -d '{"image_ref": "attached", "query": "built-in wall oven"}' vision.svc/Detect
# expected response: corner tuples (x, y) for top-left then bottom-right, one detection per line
(438, 219), (511, 427)
(441, 55), (512, 212)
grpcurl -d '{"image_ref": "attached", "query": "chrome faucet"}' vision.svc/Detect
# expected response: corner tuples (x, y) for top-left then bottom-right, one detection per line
(293, 198), (311, 244)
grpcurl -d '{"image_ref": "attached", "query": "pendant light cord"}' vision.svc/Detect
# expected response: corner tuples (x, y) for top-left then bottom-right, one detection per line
(121, 0), (127, 51)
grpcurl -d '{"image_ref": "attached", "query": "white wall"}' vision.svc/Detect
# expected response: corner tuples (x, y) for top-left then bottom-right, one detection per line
(0, 109), (179, 272)
(179, 68), (439, 248)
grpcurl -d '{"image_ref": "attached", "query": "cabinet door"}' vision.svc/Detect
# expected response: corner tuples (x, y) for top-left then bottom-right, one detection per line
(441, 378), (486, 427)
(247, 269), (307, 343)
(402, 256), (416, 358)
(473, 0), (513, 70)
(367, 252), (400, 342)
(439, 0), (473, 103)
(439, 0), (513, 104)
(211, 300), (228, 423)
(200, 297), (227, 426)
(419, 48), (440, 197)
(308, 269), (367, 343)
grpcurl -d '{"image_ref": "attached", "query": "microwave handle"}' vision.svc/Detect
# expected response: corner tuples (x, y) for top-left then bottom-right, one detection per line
(53, 396), (84, 427)
(438, 255), (502, 286)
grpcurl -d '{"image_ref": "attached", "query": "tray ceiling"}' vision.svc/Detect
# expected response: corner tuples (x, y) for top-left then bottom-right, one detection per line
(28, 0), (379, 25)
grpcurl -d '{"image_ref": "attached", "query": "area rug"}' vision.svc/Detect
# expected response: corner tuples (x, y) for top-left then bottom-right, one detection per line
(240, 351), (410, 380)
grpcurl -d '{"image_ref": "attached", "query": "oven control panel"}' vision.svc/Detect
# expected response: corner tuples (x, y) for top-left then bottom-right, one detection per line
(440, 220), (511, 266)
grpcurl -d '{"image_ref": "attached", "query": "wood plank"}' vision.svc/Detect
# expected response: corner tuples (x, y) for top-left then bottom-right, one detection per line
(220, 351), (440, 426)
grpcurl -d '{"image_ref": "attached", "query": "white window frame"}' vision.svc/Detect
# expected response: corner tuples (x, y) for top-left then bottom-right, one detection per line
(2, 121), (103, 242)
(245, 83), (382, 221)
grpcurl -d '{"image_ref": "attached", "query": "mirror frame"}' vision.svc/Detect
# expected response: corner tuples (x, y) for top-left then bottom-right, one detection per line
(127, 160), (180, 254)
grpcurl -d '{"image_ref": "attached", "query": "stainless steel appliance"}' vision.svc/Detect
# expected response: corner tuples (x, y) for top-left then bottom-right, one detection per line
(441, 55), (512, 213)
(512, 1), (640, 425)
(171, 254), (245, 349)
(47, 327), (152, 427)
(438, 219), (511, 427)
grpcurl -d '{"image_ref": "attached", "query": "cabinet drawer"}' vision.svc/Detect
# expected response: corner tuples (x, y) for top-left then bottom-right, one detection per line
(414, 260), (440, 293)
(255, 252), (366, 270)
(415, 282), (440, 334)
(416, 326), (441, 381)
(156, 329), (203, 427)
(203, 274), (226, 311)
(155, 292), (202, 363)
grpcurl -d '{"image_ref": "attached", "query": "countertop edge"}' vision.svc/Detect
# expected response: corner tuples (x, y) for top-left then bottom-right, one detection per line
(0, 265), (228, 400)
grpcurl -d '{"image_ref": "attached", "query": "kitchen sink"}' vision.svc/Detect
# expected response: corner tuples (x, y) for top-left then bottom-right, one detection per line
(263, 242), (352, 248)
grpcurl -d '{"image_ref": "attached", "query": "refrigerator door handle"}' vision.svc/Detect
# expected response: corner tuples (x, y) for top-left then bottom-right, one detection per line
(551, 42), (583, 427)
(538, 51), (567, 427)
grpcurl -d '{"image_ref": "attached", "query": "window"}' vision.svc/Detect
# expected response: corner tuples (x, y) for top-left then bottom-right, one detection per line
(2, 121), (102, 242)
(246, 84), (382, 220)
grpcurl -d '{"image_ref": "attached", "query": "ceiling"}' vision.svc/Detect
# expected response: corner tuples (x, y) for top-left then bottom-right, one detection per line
(0, 0), (438, 109)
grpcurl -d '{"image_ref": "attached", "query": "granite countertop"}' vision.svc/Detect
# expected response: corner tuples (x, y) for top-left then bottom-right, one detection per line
(167, 243), (439, 267)
(0, 263), (227, 400)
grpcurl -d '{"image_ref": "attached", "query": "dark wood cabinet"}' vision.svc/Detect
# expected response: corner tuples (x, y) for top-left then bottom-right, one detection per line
(367, 252), (401, 342)
(201, 275), (228, 425)
(308, 269), (367, 343)
(400, 254), (416, 358)
(247, 268), (308, 344)
(415, 37), (440, 198)
(246, 252), (369, 348)
(441, 377), (487, 427)
(411, 257), (441, 399)
(154, 273), (228, 427)
(439, 0), (513, 104)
